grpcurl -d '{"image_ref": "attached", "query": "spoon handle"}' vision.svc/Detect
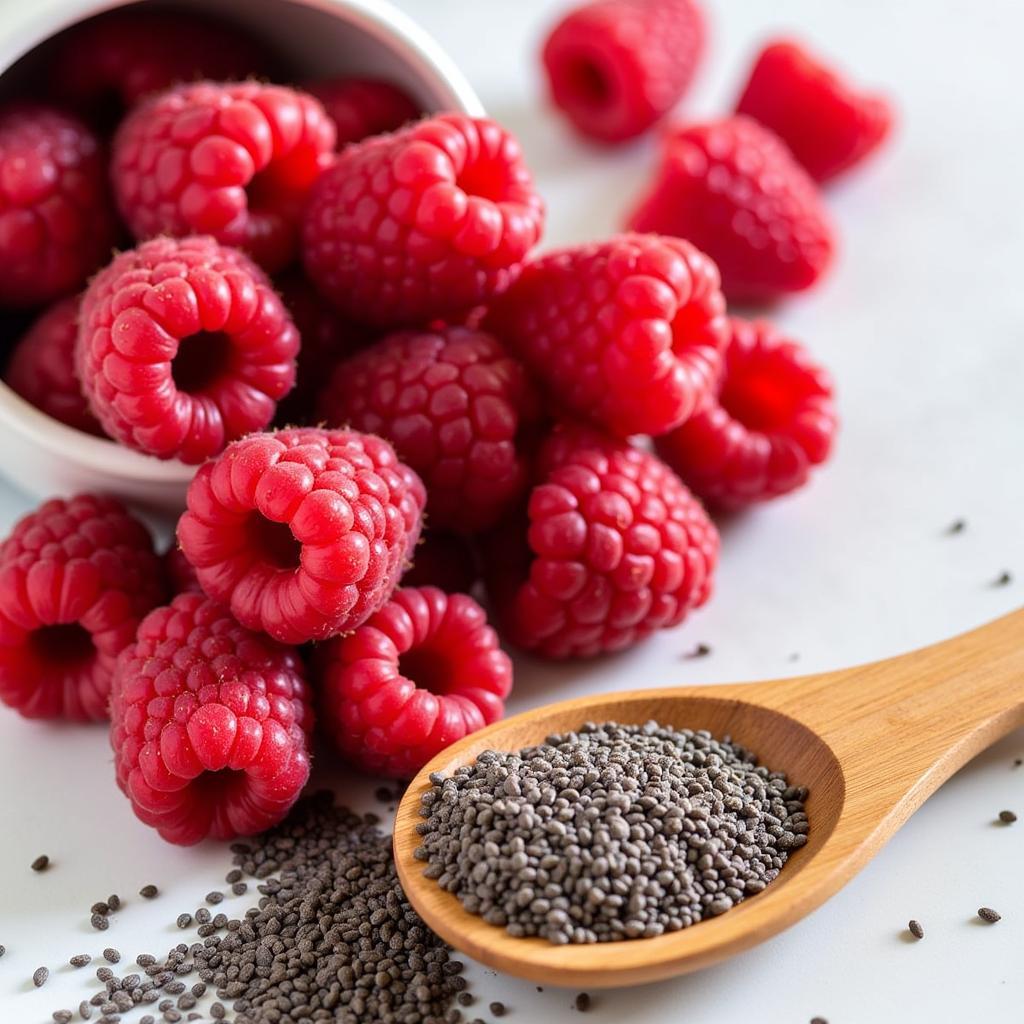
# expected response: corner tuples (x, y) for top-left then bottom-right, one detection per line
(766, 607), (1024, 816)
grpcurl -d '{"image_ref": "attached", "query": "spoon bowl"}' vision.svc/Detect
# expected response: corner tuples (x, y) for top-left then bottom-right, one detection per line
(394, 609), (1024, 987)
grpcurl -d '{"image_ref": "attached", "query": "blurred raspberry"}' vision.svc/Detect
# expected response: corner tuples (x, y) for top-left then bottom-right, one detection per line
(303, 113), (544, 327)
(305, 76), (420, 147)
(316, 586), (511, 778)
(0, 494), (164, 720)
(656, 316), (837, 506)
(177, 427), (426, 644)
(0, 104), (116, 307)
(110, 592), (313, 845)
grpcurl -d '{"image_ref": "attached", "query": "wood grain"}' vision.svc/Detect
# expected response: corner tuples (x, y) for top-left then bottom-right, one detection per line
(394, 608), (1024, 988)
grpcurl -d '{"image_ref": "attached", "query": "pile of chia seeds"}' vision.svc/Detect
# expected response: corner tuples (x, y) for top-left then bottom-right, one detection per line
(415, 720), (809, 944)
(52, 792), (473, 1024)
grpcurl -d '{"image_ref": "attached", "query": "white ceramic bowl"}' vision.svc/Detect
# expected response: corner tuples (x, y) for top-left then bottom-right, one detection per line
(0, 0), (482, 511)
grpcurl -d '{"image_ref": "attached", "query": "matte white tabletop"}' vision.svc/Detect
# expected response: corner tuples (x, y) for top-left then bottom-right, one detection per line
(1, 1), (1022, 1021)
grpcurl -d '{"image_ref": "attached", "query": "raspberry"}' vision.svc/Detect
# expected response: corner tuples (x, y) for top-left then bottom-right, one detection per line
(316, 586), (511, 778)
(273, 271), (369, 427)
(162, 543), (201, 596)
(177, 427), (426, 644)
(112, 81), (335, 273)
(304, 77), (420, 147)
(655, 317), (837, 506)
(110, 592), (313, 845)
(302, 113), (544, 327)
(542, 0), (705, 143)
(0, 104), (116, 307)
(626, 116), (835, 302)
(403, 531), (479, 594)
(485, 426), (717, 658)
(0, 494), (164, 721)
(735, 40), (895, 183)
(77, 236), (299, 464)
(485, 234), (726, 438)
(4, 296), (103, 436)
(317, 326), (540, 531)
(49, 9), (271, 127)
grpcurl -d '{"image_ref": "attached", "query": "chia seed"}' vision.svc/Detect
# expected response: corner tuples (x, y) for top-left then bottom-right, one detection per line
(70, 954), (92, 967)
(575, 992), (592, 1011)
(33, 965), (49, 987)
(416, 720), (809, 943)
(31, 854), (50, 872)
(139, 885), (159, 899)
(978, 907), (1001, 923)
(998, 810), (1017, 824)
(908, 919), (924, 939)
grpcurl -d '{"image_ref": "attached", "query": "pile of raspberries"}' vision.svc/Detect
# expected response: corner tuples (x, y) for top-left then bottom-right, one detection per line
(0, 1), (890, 844)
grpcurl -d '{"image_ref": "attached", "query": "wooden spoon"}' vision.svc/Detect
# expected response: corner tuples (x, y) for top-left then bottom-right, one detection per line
(394, 608), (1024, 988)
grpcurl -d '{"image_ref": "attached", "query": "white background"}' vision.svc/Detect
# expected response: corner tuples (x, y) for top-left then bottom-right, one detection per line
(1, 0), (1023, 1022)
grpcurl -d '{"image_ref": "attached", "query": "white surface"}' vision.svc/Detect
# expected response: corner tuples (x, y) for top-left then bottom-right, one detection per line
(2, 0), (1023, 1022)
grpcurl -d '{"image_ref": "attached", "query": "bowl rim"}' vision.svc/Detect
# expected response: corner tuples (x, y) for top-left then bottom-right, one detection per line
(0, 0), (483, 488)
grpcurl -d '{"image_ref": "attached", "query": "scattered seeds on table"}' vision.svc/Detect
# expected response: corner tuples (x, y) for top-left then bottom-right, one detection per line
(91, 901), (110, 916)
(993, 571), (1013, 587)
(230, 881), (247, 896)
(32, 965), (49, 987)
(175, 914), (191, 929)
(106, 895), (120, 911)
(908, 920), (924, 939)
(52, 1011), (72, 1023)
(139, 885), (159, 899)
(946, 519), (966, 535)
(90, 913), (109, 931)
(978, 907), (1001, 923)
(96, 967), (113, 982)
(31, 854), (50, 872)
(203, 891), (222, 905)
(417, 720), (808, 943)
(0, 944), (5, 958)
(79, 1001), (92, 1020)
(193, 908), (211, 925)
(998, 810), (1017, 824)
(1014, 758), (1023, 768)
(811, 1018), (829, 1024)
(70, 954), (91, 967)
(575, 991), (592, 1011)
(684, 642), (711, 659)
(103, 948), (120, 964)
(457, 991), (474, 1006)
(490, 1001), (507, 1017)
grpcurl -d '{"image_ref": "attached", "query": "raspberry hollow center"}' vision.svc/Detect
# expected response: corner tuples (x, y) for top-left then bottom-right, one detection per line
(720, 360), (804, 432)
(172, 332), (233, 395)
(563, 55), (614, 110)
(246, 515), (303, 572)
(399, 645), (453, 696)
(30, 623), (95, 666)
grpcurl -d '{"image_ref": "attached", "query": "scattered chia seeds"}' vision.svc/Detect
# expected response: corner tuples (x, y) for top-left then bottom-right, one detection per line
(0, 944), (5, 958)
(993, 571), (1013, 587)
(90, 913), (109, 931)
(416, 720), (808, 943)
(31, 854), (50, 871)
(79, 1001), (93, 1019)
(908, 919), (924, 939)
(998, 810), (1017, 824)
(103, 948), (121, 964)
(978, 907), (1001, 923)
(684, 643), (711, 659)
(52, 1011), (72, 1023)
(91, 901), (110, 916)
(33, 965), (49, 987)
(139, 885), (159, 899)
(175, 914), (192, 930)
(70, 954), (92, 967)
(946, 518), (966, 535)
(575, 992), (592, 1011)
(230, 881), (247, 896)
(490, 1001), (506, 1017)
(204, 891), (223, 905)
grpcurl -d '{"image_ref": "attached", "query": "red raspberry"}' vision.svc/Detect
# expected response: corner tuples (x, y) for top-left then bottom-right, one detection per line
(0, 104), (116, 308)
(4, 296), (103, 436)
(542, 0), (705, 143)
(77, 236), (299, 464)
(735, 40), (895, 183)
(112, 81), (335, 273)
(316, 586), (511, 778)
(485, 426), (717, 659)
(0, 494), (164, 721)
(317, 326), (540, 532)
(655, 316), (837, 506)
(177, 428), (426, 644)
(403, 531), (479, 594)
(302, 113), (544, 328)
(626, 116), (835, 302)
(273, 271), (369, 427)
(305, 77), (420, 147)
(110, 592), (313, 845)
(162, 543), (202, 596)
(485, 234), (726, 438)
(49, 9), (271, 127)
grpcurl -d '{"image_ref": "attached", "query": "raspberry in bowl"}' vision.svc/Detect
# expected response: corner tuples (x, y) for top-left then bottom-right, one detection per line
(0, 0), (482, 508)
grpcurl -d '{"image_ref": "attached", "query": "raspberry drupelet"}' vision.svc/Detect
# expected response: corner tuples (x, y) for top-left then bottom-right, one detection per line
(486, 425), (718, 659)
(4, 296), (103, 436)
(76, 235), (299, 464)
(304, 76), (420, 148)
(0, 494), (165, 721)
(317, 326), (540, 532)
(302, 113), (545, 328)
(627, 116), (835, 302)
(485, 234), (727, 438)
(176, 427), (426, 645)
(735, 39), (895, 183)
(542, 0), (705, 143)
(656, 317), (837, 506)
(0, 104), (117, 307)
(49, 9), (272, 127)
(110, 592), (314, 845)
(316, 586), (512, 778)
(112, 81), (335, 272)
